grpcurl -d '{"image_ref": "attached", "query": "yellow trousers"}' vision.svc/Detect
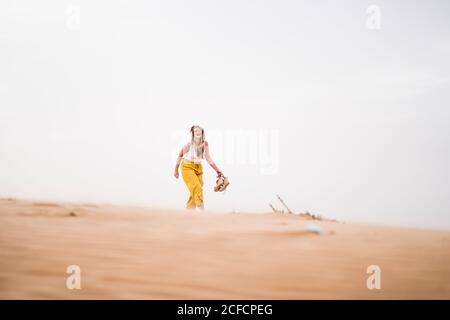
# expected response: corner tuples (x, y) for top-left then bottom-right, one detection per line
(181, 160), (204, 209)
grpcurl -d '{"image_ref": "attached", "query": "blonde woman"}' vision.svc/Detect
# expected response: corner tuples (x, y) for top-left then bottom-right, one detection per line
(174, 125), (223, 210)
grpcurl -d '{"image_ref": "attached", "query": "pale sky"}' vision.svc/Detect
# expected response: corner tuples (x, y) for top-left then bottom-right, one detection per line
(1, 0), (450, 229)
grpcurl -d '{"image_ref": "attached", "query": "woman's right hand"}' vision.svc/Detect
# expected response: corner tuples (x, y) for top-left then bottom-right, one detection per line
(174, 170), (179, 179)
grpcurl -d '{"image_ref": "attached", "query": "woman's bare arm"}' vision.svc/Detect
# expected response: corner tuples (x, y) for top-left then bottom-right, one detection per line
(174, 143), (190, 178)
(204, 141), (222, 175)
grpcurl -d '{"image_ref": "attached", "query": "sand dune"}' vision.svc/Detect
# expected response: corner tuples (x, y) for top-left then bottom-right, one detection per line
(0, 198), (449, 299)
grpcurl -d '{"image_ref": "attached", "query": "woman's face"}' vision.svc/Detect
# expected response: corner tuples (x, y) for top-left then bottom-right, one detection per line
(193, 127), (203, 138)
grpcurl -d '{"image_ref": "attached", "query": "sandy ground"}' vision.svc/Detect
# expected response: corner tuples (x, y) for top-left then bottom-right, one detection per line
(0, 197), (449, 299)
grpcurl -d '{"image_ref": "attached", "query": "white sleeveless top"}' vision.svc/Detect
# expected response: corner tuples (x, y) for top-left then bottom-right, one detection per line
(182, 142), (203, 164)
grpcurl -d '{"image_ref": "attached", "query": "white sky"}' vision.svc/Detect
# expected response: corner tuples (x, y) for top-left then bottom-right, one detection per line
(1, 0), (450, 229)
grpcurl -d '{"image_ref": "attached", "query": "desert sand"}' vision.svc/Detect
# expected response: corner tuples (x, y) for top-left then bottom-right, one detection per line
(0, 197), (449, 299)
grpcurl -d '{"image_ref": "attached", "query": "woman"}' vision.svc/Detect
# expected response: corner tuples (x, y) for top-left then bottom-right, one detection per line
(174, 125), (223, 210)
